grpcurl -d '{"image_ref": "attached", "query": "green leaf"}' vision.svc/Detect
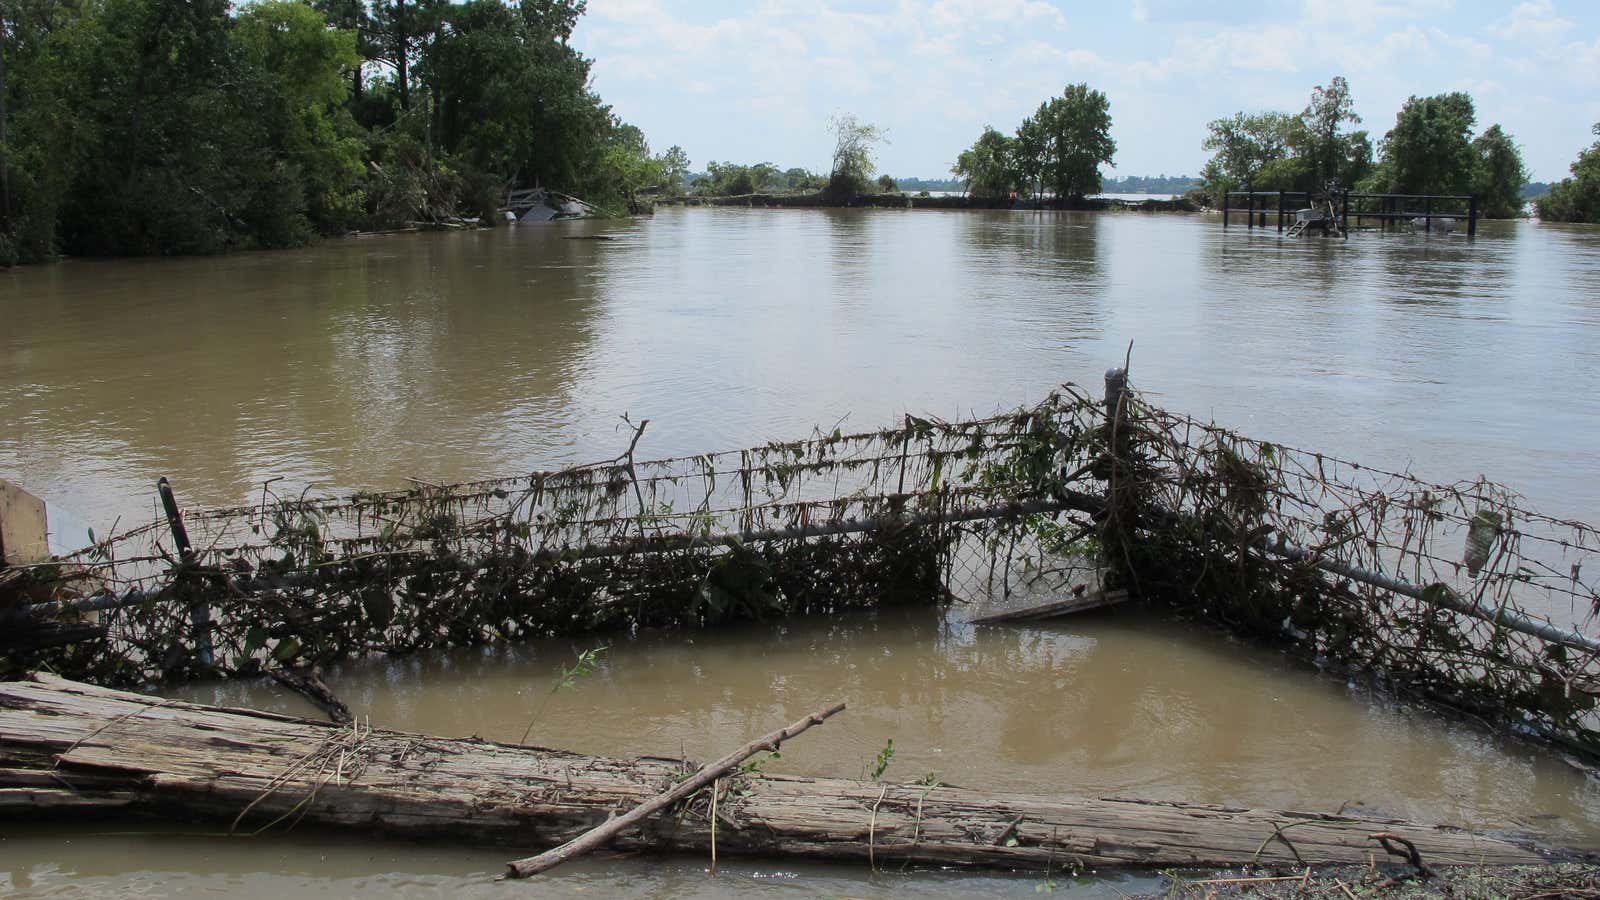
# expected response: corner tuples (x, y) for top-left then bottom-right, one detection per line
(1421, 583), (1454, 607)
(272, 637), (301, 663)
(243, 626), (268, 656)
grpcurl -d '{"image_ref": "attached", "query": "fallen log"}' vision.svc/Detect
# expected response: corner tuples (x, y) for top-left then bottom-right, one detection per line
(0, 674), (1577, 871)
(506, 700), (847, 877)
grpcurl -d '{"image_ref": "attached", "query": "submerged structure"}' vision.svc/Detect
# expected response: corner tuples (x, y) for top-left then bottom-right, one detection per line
(5, 371), (1598, 761)
(1225, 188), (1479, 237)
(4, 369), (1600, 871)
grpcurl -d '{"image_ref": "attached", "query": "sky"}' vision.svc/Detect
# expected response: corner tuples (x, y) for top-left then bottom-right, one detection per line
(570, 0), (1600, 182)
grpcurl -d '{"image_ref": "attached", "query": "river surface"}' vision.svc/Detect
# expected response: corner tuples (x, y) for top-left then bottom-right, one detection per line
(4, 208), (1600, 896)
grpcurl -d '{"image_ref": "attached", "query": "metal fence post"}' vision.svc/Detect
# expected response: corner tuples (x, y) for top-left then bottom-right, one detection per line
(1102, 368), (1132, 583)
(158, 477), (213, 669)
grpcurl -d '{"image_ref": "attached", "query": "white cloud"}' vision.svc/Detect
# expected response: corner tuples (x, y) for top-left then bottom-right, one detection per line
(572, 0), (1597, 181)
(927, 0), (1067, 30)
(1489, 1), (1574, 43)
(1301, 0), (1453, 29)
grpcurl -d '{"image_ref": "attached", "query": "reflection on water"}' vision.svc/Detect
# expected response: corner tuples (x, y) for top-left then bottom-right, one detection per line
(0, 824), (1163, 898)
(166, 607), (1600, 844)
(5, 209), (1600, 893)
(5, 211), (1599, 533)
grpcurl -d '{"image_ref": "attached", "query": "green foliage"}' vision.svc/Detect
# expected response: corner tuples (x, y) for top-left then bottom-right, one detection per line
(952, 126), (1018, 199)
(739, 750), (779, 776)
(659, 146), (691, 189)
(876, 173), (898, 193)
(1198, 76), (1371, 198)
(1472, 125), (1530, 218)
(692, 161), (822, 196)
(954, 83), (1114, 203)
(233, 1), (366, 234)
(1371, 92), (1477, 196)
(869, 737), (895, 781)
(1534, 124), (1600, 224)
(1302, 75), (1362, 186)
(1027, 83), (1116, 201)
(1103, 174), (1198, 194)
(825, 113), (887, 199)
(518, 644), (607, 744)
(1, 0), (646, 263)
(1202, 110), (1301, 191)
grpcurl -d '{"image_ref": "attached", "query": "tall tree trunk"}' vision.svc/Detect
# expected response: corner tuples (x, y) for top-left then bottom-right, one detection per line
(1, 7), (12, 235)
(395, 0), (409, 111)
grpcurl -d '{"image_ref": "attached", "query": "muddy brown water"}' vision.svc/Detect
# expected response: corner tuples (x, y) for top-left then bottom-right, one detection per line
(4, 210), (1600, 895)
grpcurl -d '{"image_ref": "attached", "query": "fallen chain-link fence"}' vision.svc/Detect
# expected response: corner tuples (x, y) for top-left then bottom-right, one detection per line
(6, 371), (1600, 759)
(4, 386), (1107, 685)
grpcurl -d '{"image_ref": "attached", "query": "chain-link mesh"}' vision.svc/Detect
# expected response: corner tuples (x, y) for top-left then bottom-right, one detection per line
(9, 387), (1106, 685)
(1118, 393), (1600, 757)
(8, 377), (1600, 760)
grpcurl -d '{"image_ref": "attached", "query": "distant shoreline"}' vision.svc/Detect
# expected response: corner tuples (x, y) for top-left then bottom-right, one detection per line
(656, 192), (1198, 213)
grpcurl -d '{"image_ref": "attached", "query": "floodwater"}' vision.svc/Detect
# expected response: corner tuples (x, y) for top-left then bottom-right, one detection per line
(4, 208), (1600, 895)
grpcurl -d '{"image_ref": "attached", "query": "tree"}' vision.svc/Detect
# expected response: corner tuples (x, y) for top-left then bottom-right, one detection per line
(952, 126), (1016, 199)
(233, 1), (365, 234)
(1030, 83), (1115, 201)
(659, 146), (690, 188)
(825, 113), (886, 199)
(1302, 76), (1360, 187)
(1471, 124), (1529, 218)
(1371, 92), (1477, 195)
(0, 0), (650, 260)
(876, 173), (897, 193)
(1013, 113), (1047, 199)
(369, 0), (444, 111)
(1201, 111), (1298, 192)
(1196, 76), (1369, 201)
(310, 0), (372, 99)
(1535, 123), (1600, 224)
(1, 0), (90, 263)
(782, 167), (822, 191)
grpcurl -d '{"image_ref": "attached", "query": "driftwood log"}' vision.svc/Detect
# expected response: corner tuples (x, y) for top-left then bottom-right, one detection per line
(506, 701), (847, 877)
(0, 674), (1575, 871)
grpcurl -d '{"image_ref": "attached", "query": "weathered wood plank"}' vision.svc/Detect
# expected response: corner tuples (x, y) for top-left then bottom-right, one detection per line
(0, 674), (1575, 870)
(968, 588), (1131, 625)
(0, 478), (49, 566)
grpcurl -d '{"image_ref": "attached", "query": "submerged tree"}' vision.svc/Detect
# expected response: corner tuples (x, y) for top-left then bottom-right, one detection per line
(1370, 92), (1478, 196)
(1201, 111), (1299, 192)
(952, 126), (1017, 199)
(0, 0), (651, 262)
(1471, 124), (1530, 218)
(659, 146), (690, 189)
(1032, 83), (1116, 201)
(1302, 75), (1367, 187)
(1535, 124), (1600, 224)
(1194, 75), (1371, 204)
(825, 113), (886, 199)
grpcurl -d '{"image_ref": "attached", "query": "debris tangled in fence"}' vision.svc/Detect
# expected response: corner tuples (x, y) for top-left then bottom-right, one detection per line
(4, 389), (1108, 685)
(1110, 389), (1600, 759)
(6, 371), (1600, 761)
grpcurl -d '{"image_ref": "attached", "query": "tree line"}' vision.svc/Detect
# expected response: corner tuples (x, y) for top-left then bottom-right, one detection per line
(0, 0), (685, 265)
(1534, 124), (1600, 224)
(1195, 77), (1535, 219)
(683, 114), (894, 200)
(951, 83), (1116, 203)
